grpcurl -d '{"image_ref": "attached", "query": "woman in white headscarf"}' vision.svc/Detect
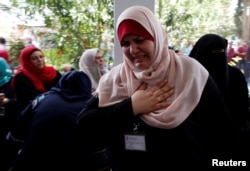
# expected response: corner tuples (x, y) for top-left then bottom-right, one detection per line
(79, 48), (108, 92)
(77, 6), (240, 170)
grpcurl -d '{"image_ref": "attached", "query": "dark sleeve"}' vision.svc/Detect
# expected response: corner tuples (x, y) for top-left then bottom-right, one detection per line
(7, 102), (34, 146)
(45, 71), (62, 91)
(77, 96), (134, 149)
(229, 66), (250, 125)
(13, 73), (42, 110)
(2, 79), (17, 106)
(77, 96), (134, 126)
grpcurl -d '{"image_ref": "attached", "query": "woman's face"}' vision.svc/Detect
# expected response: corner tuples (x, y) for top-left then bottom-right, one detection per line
(30, 51), (45, 69)
(121, 34), (154, 70)
(95, 51), (105, 68)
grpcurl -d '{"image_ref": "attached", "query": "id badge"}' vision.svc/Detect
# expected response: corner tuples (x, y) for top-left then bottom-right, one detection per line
(124, 133), (146, 151)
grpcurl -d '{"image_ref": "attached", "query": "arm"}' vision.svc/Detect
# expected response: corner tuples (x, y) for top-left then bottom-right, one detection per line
(77, 79), (174, 124)
(13, 73), (42, 109)
(0, 80), (17, 106)
(44, 71), (62, 90)
(229, 66), (250, 128)
(77, 80), (174, 142)
(6, 101), (34, 146)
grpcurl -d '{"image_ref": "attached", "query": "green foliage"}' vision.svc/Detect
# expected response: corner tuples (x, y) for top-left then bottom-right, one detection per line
(235, 0), (243, 38)
(43, 48), (64, 70)
(156, 0), (237, 49)
(9, 0), (114, 68)
(8, 38), (25, 70)
(8, 0), (239, 67)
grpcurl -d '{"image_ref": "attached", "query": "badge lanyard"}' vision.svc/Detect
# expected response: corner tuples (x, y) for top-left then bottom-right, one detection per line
(124, 117), (146, 151)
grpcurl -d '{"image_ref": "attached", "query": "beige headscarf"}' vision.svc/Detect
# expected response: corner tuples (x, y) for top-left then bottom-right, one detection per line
(96, 6), (209, 129)
(79, 48), (105, 92)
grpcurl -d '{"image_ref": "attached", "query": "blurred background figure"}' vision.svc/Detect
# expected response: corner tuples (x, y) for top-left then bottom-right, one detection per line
(79, 48), (108, 92)
(0, 37), (10, 63)
(189, 34), (250, 160)
(11, 46), (62, 118)
(7, 70), (95, 171)
(0, 58), (19, 171)
(236, 41), (248, 77)
(61, 63), (75, 74)
(227, 41), (236, 63)
(23, 37), (34, 47)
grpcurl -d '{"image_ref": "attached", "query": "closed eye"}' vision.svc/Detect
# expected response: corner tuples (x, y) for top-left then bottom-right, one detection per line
(121, 37), (146, 47)
(120, 41), (130, 47)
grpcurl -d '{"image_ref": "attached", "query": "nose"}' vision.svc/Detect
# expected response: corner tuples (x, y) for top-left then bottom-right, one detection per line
(38, 57), (43, 61)
(37, 56), (45, 63)
(129, 42), (139, 55)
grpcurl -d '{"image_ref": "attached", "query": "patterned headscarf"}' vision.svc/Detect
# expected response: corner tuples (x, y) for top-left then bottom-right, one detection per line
(95, 6), (209, 129)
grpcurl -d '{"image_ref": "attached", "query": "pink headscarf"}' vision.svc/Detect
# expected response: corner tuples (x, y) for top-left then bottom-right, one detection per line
(95, 6), (209, 129)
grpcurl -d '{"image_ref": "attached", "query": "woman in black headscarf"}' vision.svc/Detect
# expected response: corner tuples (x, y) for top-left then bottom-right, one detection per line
(189, 33), (250, 160)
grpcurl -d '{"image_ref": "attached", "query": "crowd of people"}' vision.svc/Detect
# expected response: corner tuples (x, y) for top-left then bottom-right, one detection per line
(227, 41), (250, 83)
(0, 37), (111, 170)
(0, 4), (249, 170)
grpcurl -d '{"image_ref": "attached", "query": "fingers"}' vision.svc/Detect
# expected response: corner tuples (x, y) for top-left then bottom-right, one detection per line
(154, 84), (174, 99)
(156, 96), (163, 102)
(156, 90), (173, 103)
(153, 100), (172, 111)
(148, 80), (174, 103)
(161, 88), (174, 100)
(149, 80), (168, 92)
(131, 80), (174, 115)
(156, 79), (168, 88)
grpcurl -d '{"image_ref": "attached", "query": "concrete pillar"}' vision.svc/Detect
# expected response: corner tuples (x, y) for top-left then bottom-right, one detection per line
(113, 0), (155, 66)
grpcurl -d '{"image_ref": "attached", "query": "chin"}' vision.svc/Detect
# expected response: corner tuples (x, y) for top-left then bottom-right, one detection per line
(135, 66), (147, 70)
(38, 66), (44, 69)
(135, 63), (149, 70)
